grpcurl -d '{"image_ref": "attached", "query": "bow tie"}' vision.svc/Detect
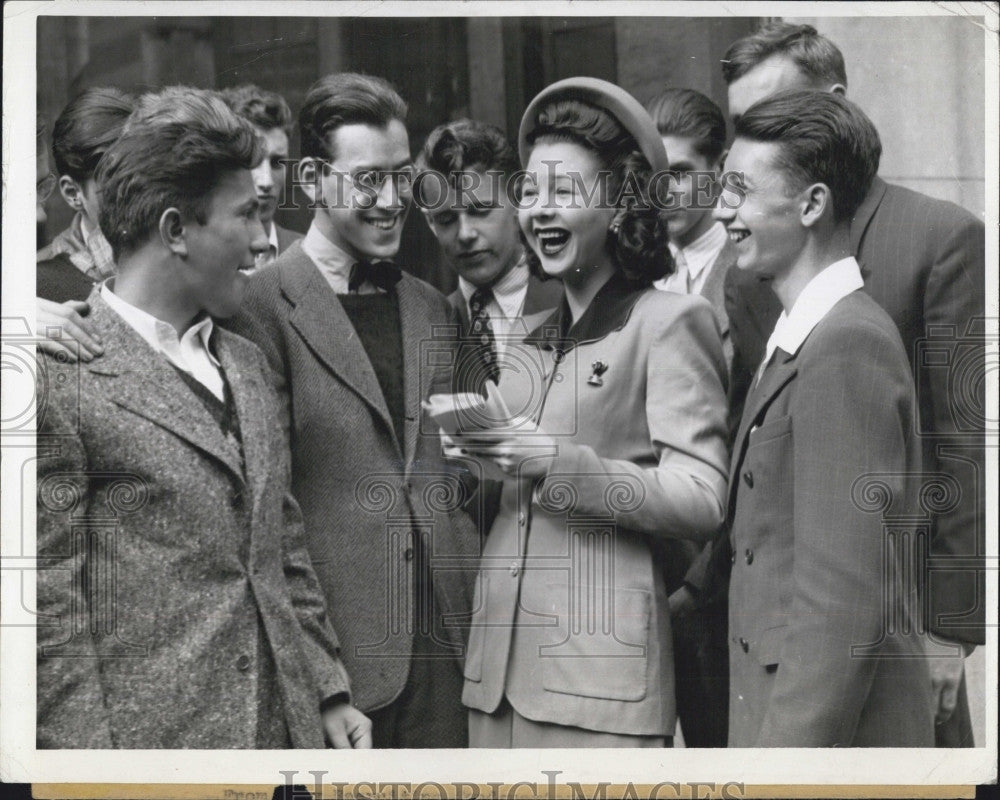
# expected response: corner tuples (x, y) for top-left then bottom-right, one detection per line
(348, 259), (402, 293)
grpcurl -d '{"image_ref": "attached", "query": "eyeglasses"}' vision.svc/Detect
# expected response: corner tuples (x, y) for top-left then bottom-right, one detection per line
(37, 174), (57, 204)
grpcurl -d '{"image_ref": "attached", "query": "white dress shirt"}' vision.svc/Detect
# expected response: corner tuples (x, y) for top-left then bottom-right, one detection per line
(458, 257), (531, 357)
(654, 221), (729, 295)
(758, 257), (865, 381)
(301, 223), (386, 295)
(101, 282), (225, 400)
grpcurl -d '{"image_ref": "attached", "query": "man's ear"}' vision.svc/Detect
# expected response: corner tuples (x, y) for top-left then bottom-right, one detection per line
(58, 175), (84, 210)
(800, 182), (832, 228)
(297, 157), (319, 205)
(159, 208), (188, 256)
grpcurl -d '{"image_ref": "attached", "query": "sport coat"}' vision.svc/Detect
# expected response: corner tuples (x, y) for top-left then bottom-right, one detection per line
(723, 179), (986, 646)
(36, 291), (349, 749)
(227, 242), (479, 713)
(461, 277), (729, 737)
(727, 290), (934, 747)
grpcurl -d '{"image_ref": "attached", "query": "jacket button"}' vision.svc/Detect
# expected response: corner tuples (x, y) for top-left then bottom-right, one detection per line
(739, 637), (749, 653)
(518, 512), (526, 526)
(509, 561), (519, 577)
(235, 654), (252, 671)
(404, 547), (414, 561)
(745, 548), (754, 565)
(743, 470), (754, 488)
(730, 549), (736, 565)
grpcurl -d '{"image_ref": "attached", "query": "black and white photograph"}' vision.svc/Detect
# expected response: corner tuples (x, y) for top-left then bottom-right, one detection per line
(1, 1), (997, 794)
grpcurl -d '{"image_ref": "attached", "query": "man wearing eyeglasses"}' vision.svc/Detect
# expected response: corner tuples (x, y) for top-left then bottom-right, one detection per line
(226, 73), (478, 748)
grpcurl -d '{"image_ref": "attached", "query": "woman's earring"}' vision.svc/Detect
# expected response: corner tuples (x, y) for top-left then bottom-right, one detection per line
(608, 218), (621, 235)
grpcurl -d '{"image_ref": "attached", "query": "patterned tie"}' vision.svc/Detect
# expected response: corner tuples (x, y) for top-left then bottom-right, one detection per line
(349, 259), (403, 293)
(469, 288), (500, 385)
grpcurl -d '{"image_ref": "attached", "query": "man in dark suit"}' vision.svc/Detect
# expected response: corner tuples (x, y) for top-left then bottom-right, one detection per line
(227, 73), (479, 748)
(718, 89), (933, 747)
(219, 84), (304, 267)
(36, 87), (370, 749)
(641, 87), (736, 748)
(416, 119), (562, 387)
(720, 22), (986, 746)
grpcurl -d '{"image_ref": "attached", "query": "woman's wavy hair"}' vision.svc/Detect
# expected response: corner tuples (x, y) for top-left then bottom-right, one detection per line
(522, 98), (671, 286)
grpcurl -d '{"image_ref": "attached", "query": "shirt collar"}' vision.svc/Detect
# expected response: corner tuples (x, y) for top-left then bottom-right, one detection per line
(765, 257), (865, 361)
(301, 221), (356, 284)
(668, 221), (728, 281)
(458, 253), (531, 319)
(266, 220), (280, 254)
(100, 280), (220, 367)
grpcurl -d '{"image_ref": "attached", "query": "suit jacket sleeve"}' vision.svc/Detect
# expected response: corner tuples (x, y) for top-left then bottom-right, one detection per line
(757, 320), (915, 746)
(35, 374), (115, 748)
(922, 212), (986, 645)
(545, 298), (729, 541)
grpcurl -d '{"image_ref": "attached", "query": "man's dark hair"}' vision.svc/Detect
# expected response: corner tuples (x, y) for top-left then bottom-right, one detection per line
(645, 88), (727, 163)
(735, 89), (880, 222)
(416, 118), (519, 189)
(299, 73), (407, 162)
(96, 87), (263, 260)
(722, 22), (848, 88)
(217, 84), (294, 136)
(52, 87), (134, 182)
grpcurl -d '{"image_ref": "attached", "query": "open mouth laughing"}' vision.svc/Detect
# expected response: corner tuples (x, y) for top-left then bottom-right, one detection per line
(363, 214), (402, 232)
(534, 227), (571, 256)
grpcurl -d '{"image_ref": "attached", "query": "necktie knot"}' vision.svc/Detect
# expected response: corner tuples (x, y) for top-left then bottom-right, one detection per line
(349, 259), (402, 293)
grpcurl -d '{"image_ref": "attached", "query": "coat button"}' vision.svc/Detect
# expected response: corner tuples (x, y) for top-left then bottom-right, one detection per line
(509, 561), (519, 577)
(739, 637), (749, 653)
(404, 547), (415, 561)
(743, 470), (754, 488)
(730, 549), (736, 565)
(235, 654), (252, 671)
(745, 548), (754, 565)
(517, 512), (526, 526)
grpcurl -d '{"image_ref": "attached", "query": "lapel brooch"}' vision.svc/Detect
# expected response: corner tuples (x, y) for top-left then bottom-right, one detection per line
(587, 360), (609, 387)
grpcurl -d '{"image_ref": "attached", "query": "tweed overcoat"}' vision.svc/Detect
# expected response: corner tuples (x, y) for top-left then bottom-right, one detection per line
(36, 291), (349, 749)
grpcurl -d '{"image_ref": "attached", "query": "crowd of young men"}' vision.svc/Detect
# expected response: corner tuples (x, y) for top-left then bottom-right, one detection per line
(34, 22), (985, 749)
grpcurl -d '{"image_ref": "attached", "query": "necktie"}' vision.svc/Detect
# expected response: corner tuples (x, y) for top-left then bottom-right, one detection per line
(348, 259), (403, 293)
(469, 288), (500, 385)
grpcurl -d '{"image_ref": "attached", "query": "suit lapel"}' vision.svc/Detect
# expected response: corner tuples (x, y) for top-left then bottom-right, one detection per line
(397, 277), (432, 468)
(215, 333), (268, 503)
(448, 288), (471, 335)
(282, 252), (396, 447)
(85, 294), (246, 484)
(728, 350), (797, 508)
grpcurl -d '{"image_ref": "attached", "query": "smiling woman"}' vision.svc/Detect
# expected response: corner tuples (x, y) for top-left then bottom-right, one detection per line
(457, 78), (730, 749)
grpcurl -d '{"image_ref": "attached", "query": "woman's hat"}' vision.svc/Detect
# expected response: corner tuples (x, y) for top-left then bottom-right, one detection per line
(518, 76), (669, 173)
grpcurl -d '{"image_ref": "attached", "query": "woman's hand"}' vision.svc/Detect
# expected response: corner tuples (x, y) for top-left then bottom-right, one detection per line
(442, 420), (558, 481)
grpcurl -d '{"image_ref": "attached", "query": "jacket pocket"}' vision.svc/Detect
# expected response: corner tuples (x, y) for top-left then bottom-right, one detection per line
(747, 414), (792, 447)
(752, 624), (787, 668)
(540, 583), (651, 702)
